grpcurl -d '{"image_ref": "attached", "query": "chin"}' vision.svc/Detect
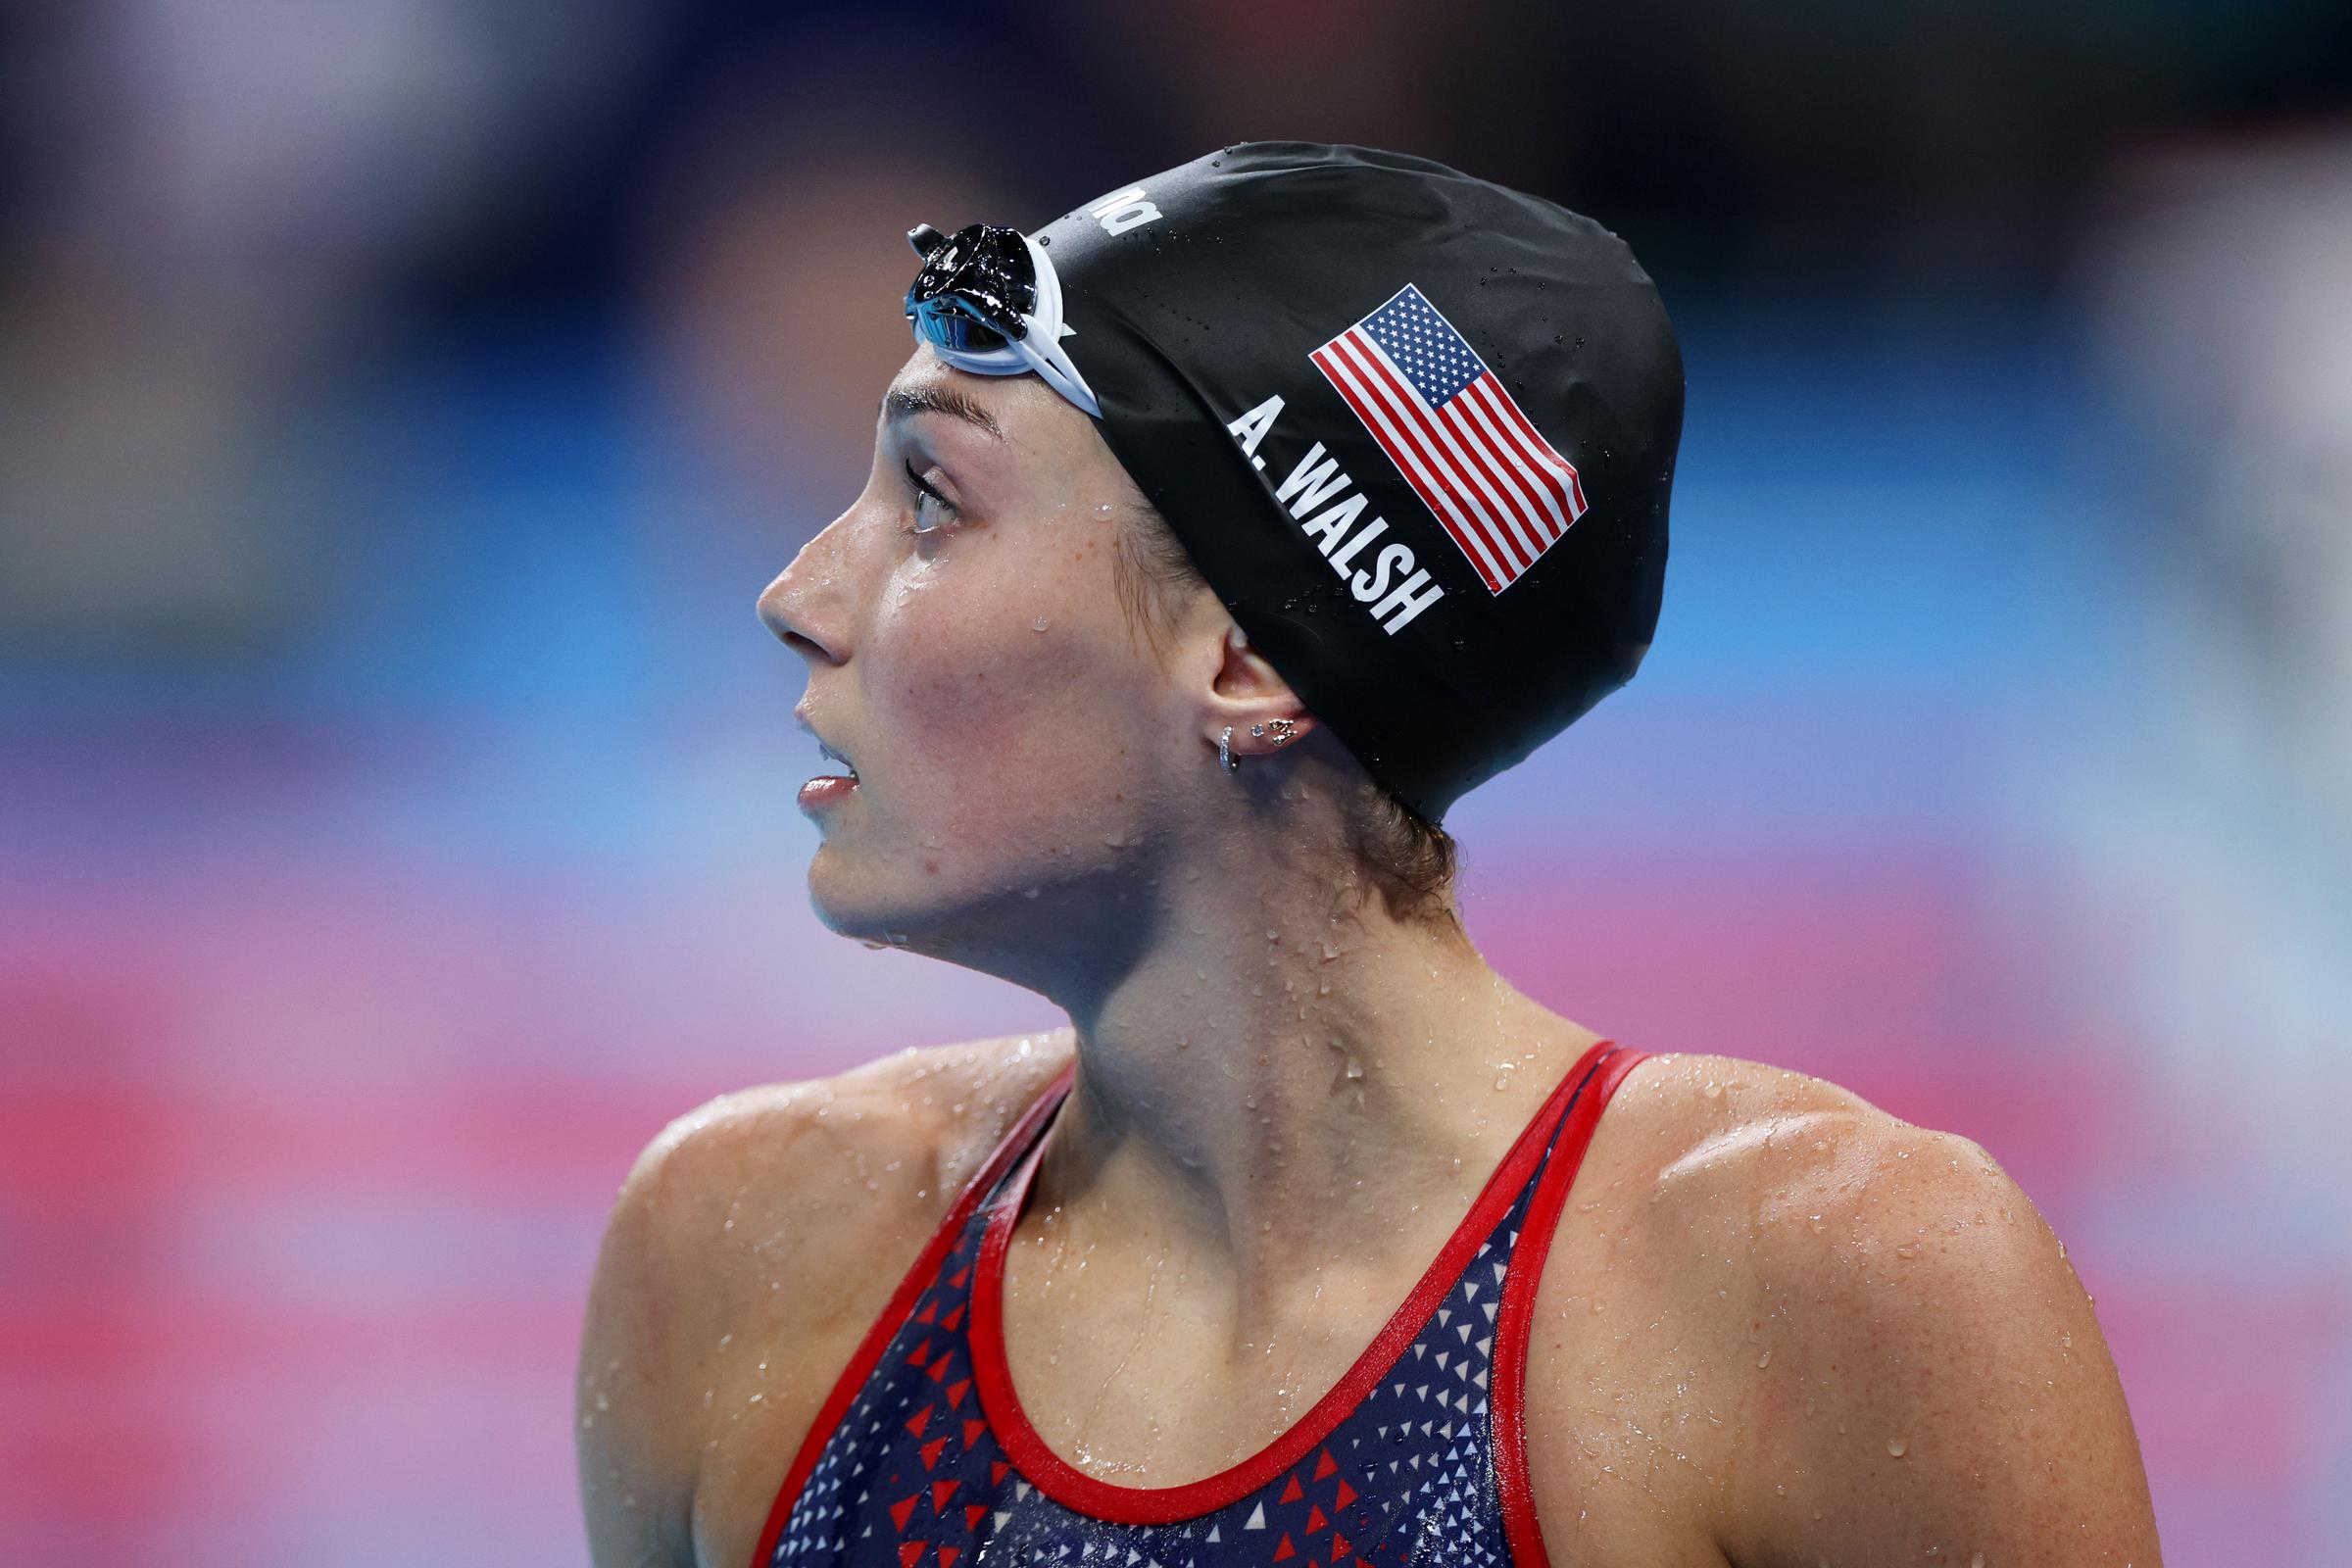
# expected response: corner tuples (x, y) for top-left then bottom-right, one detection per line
(804, 851), (897, 941)
(805, 846), (1125, 977)
(804, 849), (968, 951)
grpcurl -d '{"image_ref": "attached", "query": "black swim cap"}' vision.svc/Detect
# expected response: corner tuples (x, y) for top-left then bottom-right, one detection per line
(1029, 141), (1683, 826)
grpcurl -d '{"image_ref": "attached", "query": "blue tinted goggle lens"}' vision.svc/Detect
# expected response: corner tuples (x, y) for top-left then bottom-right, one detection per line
(908, 295), (1010, 354)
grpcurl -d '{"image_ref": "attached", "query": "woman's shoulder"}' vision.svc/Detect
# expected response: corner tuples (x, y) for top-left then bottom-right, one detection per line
(1587, 1049), (2033, 1230)
(1582, 1048), (2031, 1289)
(1522, 1050), (2154, 1560)
(576, 1028), (1076, 1566)
(618, 1026), (1079, 1270)
(591, 1026), (1078, 1408)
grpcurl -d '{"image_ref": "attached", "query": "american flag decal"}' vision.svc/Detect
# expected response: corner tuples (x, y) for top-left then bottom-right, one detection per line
(1309, 283), (1590, 594)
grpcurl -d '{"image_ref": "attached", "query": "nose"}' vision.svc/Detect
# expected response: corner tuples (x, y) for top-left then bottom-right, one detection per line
(757, 513), (854, 665)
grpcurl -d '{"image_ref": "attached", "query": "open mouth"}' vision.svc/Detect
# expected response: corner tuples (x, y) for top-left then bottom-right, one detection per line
(794, 709), (859, 811)
(814, 738), (858, 782)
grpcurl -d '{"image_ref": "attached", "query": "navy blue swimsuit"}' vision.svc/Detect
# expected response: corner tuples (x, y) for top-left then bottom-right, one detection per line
(753, 1040), (1646, 1568)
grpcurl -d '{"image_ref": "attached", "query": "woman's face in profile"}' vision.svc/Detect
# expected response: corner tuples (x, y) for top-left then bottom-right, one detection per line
(758, 345), (1202, 952)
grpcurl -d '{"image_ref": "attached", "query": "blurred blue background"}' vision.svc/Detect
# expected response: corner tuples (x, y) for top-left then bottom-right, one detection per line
(3, 3), (2349, 1563)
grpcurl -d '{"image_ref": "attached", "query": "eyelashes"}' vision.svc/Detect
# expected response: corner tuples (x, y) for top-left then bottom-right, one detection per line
(903, 459), (959, 532)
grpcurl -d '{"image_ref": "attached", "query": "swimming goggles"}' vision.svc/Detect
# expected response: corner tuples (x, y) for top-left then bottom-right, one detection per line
(904, 221), (1102, 418)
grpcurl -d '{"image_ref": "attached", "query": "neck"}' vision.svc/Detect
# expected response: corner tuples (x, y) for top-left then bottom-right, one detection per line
(1015, 833), (1596, 1332)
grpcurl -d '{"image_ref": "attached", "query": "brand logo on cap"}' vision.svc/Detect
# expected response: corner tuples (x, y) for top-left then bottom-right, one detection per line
(1085, 184), (1162, 238)
(1310, 284), (1588, 595)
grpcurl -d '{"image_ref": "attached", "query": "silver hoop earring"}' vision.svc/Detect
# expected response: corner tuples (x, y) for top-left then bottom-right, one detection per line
(1218, 726), (1237, 773)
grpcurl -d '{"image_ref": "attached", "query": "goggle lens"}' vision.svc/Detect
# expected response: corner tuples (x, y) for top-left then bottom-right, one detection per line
(908, 296), (1010, 354)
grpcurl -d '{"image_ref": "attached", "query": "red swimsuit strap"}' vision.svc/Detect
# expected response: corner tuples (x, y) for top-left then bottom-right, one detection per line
(748, 1058), (1077, 1568)
(1491, 1041), (1651, 1568)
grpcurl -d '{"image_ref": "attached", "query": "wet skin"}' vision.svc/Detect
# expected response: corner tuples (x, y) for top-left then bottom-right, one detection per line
(577, 353), (2164, 1568)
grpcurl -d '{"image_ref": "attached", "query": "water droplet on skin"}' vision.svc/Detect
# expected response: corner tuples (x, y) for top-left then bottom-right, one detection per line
(1033, 615), (1050, 631)
(1972, 1555), (1986, 1567)
(1755, 1349), (1771, 1368)
(1345, 1056), (1365, 1080)
(1494, 1074), (1510, 1091)
(1703, 1080), (1722, 1099)
(1895, 1243), (1920, 1259)
(1809, 1215), (1826, 1233)
(1887, 1437), (1909, 1457)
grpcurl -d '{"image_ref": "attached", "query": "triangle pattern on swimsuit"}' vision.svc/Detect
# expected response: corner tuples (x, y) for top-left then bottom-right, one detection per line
(754, 1040), (1645, 1568)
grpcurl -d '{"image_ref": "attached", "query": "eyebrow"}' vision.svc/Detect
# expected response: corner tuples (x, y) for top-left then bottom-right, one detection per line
(881, 384), (1005, 442)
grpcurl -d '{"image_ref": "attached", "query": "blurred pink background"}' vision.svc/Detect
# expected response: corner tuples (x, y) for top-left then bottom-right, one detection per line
(4, 3), (2348, 1563)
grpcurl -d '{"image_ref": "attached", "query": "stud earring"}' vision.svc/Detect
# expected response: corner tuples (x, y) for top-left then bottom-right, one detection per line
(1265, 717), (1298, 746)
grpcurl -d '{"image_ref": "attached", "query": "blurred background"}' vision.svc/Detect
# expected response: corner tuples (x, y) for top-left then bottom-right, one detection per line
(3, 2), (2348, 1563)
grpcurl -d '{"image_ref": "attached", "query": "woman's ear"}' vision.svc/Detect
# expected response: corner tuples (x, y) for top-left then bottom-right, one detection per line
(1203, 620), (1317, 759)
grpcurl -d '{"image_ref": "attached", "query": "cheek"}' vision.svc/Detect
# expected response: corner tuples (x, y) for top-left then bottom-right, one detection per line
(865, 554), (1147, 845)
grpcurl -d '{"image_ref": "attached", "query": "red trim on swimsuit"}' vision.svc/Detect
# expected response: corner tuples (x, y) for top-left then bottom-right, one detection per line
(746, 1059), (1078, 1568)
(963, 1038), (1626, 1527)
(749, 1037), (1650, 1566)
(1492, 1044), (1650, 1568)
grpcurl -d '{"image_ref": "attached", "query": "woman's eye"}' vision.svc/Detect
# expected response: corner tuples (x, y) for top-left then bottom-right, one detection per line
(904, 460), (958, 534)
